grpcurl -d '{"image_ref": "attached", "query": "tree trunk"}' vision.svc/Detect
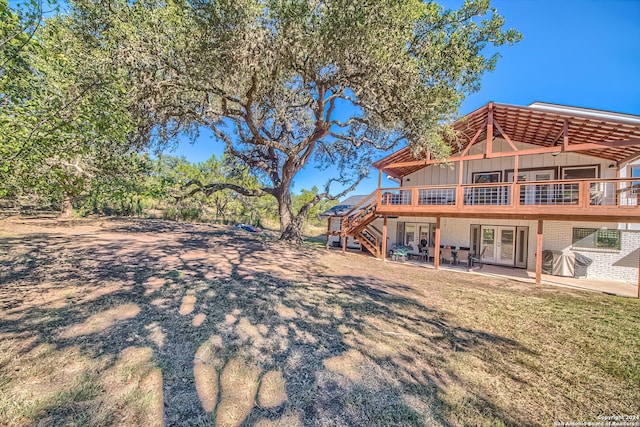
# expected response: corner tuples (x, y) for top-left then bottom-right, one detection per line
(60, 193), (73, 218)
(280, 216), (304, 243)
(277, 187), (303, 243)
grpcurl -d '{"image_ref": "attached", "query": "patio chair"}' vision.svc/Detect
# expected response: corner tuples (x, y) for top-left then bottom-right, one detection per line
(418, 239), (429, 262)
(457, 247), (470, 266)
(440, 247), (452, 264)
(468, 246), (488, 269)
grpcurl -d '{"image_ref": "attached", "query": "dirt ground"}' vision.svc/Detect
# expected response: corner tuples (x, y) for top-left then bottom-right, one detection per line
(0, 217), (638, 426)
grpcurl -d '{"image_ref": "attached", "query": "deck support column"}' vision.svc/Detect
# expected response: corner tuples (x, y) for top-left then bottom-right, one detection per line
(326, 218), (331, 249)
(486, 103), (494, 155)
(535, 220), (543, 284)
(342, 229), (346, 254)
(434, 217), (441, 270)
(378, 169), (383, 188)
(382, 216), (388, 261)
(512, 155), (519, 207)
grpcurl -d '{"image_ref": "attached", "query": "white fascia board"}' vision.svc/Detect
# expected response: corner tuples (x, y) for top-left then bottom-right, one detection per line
(528, 102), (640, 125)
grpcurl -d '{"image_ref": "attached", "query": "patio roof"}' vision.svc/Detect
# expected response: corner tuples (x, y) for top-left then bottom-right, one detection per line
(374, 102), (640, 179)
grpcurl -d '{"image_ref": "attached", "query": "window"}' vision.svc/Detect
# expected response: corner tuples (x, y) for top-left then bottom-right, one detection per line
(404, 224), (415, 247)
(562, 165), (598, 180)
(473, 171), (501, 183)
(631, 165), (640, 194)
(572, 228), (621, 250)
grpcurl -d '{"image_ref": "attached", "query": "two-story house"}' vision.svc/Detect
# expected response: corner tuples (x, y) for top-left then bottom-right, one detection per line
(328, 102), (640, 287)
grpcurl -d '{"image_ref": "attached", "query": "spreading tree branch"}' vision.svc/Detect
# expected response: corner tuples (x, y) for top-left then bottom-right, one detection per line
(179, 179), (274, 201)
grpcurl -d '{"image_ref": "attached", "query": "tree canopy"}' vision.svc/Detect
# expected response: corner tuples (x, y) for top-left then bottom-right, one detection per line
(5, 0), (520, 236)
(1, 4), (136, 215)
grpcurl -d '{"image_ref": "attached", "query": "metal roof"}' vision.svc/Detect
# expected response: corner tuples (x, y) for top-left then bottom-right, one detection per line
(320, 195), (369, 217)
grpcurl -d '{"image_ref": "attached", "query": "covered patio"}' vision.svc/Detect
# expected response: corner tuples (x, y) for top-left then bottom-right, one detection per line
(326, 245), (639, 298)
(395, 254), (639, 298)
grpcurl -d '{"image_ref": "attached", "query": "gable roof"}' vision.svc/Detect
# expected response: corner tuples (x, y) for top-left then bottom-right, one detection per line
(374, 102), (640, 178)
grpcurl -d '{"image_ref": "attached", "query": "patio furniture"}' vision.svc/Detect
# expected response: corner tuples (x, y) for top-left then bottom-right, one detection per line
(390, 245), (411, 262)
(440, 247), (452, 264)
(418, 239), (429, 262)
(457, 248), (470, 265)
(468, 246), (488, 269)
(450, 247), (458, 265)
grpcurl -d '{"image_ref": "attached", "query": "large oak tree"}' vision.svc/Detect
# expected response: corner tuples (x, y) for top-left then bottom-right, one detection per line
(72, 0), (520, 241)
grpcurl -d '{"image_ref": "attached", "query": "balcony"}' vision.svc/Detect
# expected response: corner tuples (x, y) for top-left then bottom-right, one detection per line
(374, 178), (640, 222)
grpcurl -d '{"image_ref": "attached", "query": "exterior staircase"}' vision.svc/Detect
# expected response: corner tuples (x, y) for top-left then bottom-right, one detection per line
(341, 191), (382, 258)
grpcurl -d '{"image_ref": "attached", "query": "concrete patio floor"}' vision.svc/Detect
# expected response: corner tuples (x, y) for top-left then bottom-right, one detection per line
(407, 259), (639, 298)
(327, 247), (639, 298)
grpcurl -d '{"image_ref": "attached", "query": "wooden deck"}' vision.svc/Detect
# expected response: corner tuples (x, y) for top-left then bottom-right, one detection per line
(371, 177), (640, 223)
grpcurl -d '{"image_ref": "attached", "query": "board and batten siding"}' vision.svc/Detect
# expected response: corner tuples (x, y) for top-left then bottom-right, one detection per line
(402, 138), (617, 186)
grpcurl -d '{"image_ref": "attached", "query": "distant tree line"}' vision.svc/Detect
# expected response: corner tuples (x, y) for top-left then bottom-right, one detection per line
(1, 149), (337, 229)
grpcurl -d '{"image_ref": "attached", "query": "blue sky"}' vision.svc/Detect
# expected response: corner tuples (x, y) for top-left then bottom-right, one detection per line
(171, 0), (640, 197)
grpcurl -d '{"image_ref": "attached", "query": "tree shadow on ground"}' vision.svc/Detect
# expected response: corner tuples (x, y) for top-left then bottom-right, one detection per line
(0, 218), (537, 426)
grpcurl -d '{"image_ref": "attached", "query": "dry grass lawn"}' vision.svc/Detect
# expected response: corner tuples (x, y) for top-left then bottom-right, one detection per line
(0, 217), (638, 426)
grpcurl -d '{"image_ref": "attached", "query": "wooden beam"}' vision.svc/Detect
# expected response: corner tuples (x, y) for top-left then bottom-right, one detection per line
(550, 127), (565, 146)
(493, 119), (519, 152)
(383, 139), (640, 170)
(460, 124), (486, 156)
(487, 146), (562, 158)
(434, 217), (441, 270)
(378, 169), (382, 188)
(536, 220), (543, 285)
(384, 154), (485, 169)
(382, 216), (388, 261)
(565, 138), (640, 151)
(619, 152), (640, 166)
(385, 160), (428, 169)
(563, 120), (569, 151)
(487, 103), (494, 156)
(373, 207), (640, 224)
(458, 159), (464, 185)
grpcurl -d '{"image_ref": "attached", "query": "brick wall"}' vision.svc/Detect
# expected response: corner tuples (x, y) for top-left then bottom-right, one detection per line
(543, 221), (640, 283)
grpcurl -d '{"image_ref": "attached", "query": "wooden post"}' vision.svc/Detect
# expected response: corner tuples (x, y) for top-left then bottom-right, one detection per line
(378, 169), (383, 188)
(536, 220), (543, 284)
(434, 217), (441, 269)
(579, 181), (590, 207)
(382, 216), (388, 261)
(486, 103), (494, 156)
(458, 159), (464, 185)
(563, 120), (569, 152)
(512, 155), (519, 207)
(342, 219), (347, 254)
(326, 218), (331, 249)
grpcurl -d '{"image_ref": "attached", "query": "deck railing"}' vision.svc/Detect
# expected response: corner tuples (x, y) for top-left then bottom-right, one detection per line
(378, 178), (640, 209)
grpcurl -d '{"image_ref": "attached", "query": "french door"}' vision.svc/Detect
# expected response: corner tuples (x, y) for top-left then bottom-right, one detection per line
(480, 225), (516, 266)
